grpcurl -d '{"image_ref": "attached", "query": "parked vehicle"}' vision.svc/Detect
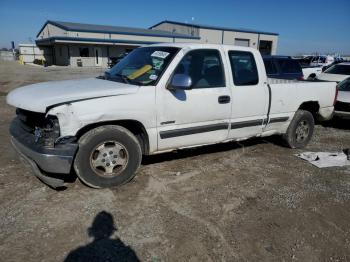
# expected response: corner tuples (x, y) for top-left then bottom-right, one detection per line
(322, 59), (345, 72)
(107, 52), (129, 68)
(310, 55), (334, 67)
(316, 62), (350, 82)
(334, 77), (350, 118)
(296, 55), (336, 79)
(7, 43), (337, 189)
(301, 66), (323, 80)
(263, 56), (303, 80)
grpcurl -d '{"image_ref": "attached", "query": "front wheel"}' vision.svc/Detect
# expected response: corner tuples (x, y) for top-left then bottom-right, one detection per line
(74, 125), (142, 188)
(283, 110), (315, 149)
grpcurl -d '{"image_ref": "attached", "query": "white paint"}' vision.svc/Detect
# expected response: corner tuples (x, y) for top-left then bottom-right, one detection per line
(7, 43), (337, 154)
(302, 67), (322, 79)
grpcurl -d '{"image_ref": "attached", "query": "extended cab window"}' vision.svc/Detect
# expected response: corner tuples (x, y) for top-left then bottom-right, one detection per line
(229, 51), (259, 86)
(174, 49), (225, 88)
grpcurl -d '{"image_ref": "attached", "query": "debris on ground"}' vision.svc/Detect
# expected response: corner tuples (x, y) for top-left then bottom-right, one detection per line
(296, 149), (350, 168)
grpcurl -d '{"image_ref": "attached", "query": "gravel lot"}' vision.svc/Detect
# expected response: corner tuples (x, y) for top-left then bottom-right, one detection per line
(0, 61), (350, 261)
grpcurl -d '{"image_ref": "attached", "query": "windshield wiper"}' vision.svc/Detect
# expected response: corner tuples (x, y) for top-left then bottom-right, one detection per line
(114, 73), (130, 84)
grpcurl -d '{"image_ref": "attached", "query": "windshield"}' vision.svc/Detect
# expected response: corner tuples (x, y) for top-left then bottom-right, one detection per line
(106, 47), (179, 85)
(324, 64), (350, 75)
(338, 77), (350, 91)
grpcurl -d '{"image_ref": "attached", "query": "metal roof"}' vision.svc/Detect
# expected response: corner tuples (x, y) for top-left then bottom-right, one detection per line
(150, 20), (279, 36)
(36, 20), (200, 39)
(36, 36), (159, 46)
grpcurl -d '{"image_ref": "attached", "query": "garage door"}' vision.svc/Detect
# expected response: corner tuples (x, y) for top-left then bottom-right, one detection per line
(235, 38), (250, 47)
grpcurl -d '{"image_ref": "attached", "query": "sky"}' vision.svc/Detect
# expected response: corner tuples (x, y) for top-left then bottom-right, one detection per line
(0, 0), (349, 55)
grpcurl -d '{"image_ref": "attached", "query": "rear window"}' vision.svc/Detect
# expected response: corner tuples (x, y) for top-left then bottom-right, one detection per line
(277, 59), (302, 74)
(264, 60), (278, 75)
(325, 64), (350, 75)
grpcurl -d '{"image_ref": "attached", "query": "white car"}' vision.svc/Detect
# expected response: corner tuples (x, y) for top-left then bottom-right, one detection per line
(7, 43), (337, 189)
(309, 55), (334, 67)
(334, 77), (350, 118)
(316, 62), (350, 82)
(302, 66), (322, 80)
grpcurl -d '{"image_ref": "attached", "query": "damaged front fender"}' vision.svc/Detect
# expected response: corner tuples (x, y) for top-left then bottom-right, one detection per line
(47, 104), (83, 137)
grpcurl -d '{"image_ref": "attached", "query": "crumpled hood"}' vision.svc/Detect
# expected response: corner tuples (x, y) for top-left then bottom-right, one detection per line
(6, 78), (139, 113)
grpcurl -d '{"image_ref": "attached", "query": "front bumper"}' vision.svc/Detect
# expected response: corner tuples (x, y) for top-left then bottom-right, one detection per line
(10, 118), (78, 188)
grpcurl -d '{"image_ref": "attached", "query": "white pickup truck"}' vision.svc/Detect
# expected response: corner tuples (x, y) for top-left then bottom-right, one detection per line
(7, 43), (337, 189)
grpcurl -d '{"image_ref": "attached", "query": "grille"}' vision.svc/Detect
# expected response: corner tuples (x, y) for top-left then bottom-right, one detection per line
(16, 108), (47, 133)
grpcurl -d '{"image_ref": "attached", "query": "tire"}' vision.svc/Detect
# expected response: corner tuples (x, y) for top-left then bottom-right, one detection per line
(73, 125), (142, 188)
(283, 110), (315, 149)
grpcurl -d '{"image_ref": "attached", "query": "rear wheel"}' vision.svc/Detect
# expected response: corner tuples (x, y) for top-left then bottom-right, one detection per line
(74, 125), (142, 188)
(283, 110), (314, 149)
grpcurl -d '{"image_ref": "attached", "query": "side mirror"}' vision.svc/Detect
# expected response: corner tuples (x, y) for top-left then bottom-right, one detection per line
(169, 74), (192, 90)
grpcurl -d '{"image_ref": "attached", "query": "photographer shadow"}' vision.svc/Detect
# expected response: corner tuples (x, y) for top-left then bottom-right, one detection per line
(64, 211), (139, 262)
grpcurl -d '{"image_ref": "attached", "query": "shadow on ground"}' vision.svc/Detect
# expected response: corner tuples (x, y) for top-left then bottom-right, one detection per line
(142, 137), (283, 165)
(64, 211), (140, 262)
(320, 117), (350, 130)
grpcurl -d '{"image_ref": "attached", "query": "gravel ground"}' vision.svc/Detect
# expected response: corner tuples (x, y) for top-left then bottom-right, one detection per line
(0, 61), (350, 261)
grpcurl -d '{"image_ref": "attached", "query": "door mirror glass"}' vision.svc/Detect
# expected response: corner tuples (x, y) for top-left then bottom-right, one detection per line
(170, 74), (192, 90)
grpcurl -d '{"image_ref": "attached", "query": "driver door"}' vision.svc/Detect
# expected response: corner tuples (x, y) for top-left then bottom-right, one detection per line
(156, 48), (231, 151)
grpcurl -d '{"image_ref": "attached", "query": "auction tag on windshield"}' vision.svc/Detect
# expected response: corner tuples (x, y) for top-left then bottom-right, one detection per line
(151, 51), (170, 59)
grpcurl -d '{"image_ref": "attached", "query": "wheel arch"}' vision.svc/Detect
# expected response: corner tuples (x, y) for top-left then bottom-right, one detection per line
(298, 101), (320, 119)
(75, 120), (150, 155)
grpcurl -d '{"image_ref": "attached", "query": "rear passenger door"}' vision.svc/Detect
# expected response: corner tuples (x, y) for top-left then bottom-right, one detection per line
(226, 49), (269, 139)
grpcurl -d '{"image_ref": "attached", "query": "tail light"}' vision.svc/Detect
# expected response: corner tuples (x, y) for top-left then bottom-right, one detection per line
(333, 85), (339, 106)
(298, 75), (305, 81)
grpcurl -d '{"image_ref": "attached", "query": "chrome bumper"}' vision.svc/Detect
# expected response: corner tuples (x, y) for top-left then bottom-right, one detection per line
(10, 118), (78, 188)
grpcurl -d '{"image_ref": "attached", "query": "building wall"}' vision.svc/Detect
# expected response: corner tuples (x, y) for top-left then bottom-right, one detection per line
(259, 34), (278, 55)
(151, 22), (200, 37)
(38, 24), (67, 39)
(54, 45), (70, 66)
(0, 51), (15, 61)
(152, 22), (278, 54)
(199, 28), (222, 44)
(64, 45), (137, 68)
(19, 44), (53, 64)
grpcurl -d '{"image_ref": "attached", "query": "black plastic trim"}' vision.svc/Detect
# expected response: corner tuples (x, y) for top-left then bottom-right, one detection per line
(160, 123), (229, 139)
(230, 119), (263, 129)
(269, 117), (289, 123)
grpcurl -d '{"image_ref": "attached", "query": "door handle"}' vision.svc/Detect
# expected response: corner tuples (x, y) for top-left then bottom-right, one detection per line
(218, 95), (230, 104)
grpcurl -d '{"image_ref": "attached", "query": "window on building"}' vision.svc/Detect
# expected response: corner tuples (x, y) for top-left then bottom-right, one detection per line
(234, 38), (250, 47)
(79, 47), (89, 57)
(228, 51), (259, 86)
(174, 49), (225, 88)
(259, 40), (273, 55)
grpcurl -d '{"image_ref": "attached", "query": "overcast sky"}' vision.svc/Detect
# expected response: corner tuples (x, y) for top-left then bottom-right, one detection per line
(0, 0), (349, 55)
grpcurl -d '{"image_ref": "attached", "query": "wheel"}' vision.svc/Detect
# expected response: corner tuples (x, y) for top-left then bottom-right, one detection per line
(74, 125), (142, 188)
(283, 110), (315, 149)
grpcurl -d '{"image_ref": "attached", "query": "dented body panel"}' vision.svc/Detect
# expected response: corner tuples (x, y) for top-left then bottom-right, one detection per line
(7, 43), (337, 183)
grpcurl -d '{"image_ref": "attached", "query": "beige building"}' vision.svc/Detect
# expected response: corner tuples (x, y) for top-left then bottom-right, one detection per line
(150, 20), (279, 55)
(33, 20), (279, 67)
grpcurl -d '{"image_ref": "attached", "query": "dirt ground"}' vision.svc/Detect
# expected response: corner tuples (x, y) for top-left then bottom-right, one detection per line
(0, 60), (350, 262)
